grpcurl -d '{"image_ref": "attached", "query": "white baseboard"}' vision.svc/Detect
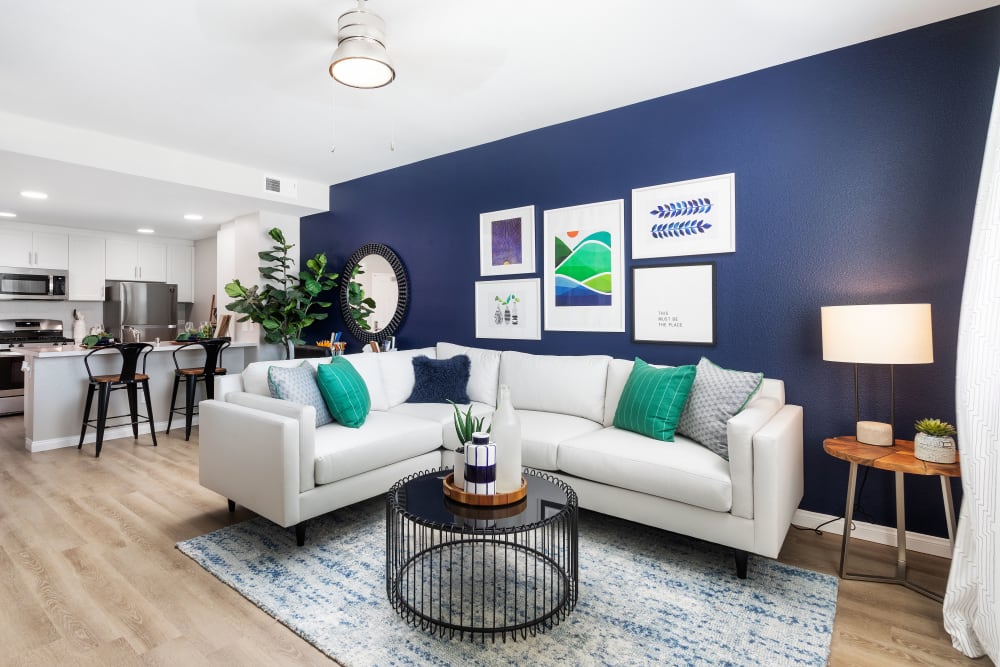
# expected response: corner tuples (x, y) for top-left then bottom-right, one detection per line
(792, 508), (953, 559)
(26, 417), (195, 452)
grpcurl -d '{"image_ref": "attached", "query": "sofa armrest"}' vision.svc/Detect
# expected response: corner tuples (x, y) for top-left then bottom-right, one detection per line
(224, 392), (317, 494)
(727, 396), (783, 519)
(214, 373), (243, 399)
(199, 399), (303, 528)
(751, 404), (804, 558)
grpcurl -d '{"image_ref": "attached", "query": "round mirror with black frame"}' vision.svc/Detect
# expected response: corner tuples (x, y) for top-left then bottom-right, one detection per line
(339, 243), (409, 344)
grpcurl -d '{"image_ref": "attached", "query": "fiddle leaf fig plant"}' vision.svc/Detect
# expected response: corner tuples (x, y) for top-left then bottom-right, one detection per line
(347, 264), (377, 331)
(224, 227), (339, 359)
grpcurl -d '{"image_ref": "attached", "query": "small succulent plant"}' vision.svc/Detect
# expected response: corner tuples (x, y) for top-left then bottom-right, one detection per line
(448, 400), (491, 444)
(914, 418), (956, 438)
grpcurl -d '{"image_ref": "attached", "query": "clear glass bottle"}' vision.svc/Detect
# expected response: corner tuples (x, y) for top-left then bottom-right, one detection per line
(491, 384), (522, 493)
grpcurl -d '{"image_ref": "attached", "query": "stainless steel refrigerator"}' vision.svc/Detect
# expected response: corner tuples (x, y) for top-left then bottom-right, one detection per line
(104, 281), (178, 342)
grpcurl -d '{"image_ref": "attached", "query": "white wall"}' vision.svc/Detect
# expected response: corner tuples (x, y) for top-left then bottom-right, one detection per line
(193, 235), (217, 325)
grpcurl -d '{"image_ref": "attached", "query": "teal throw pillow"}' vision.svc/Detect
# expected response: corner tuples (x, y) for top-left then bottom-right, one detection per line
(613, 358), (696, 442)
(316, 357), (371, 428)
(267, 362), (333, 428)
(676, 357), (763, 460)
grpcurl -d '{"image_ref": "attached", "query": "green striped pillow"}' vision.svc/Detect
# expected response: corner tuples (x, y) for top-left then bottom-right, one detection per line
(316, 357), (371, 428)
(613, 358), (696, 442)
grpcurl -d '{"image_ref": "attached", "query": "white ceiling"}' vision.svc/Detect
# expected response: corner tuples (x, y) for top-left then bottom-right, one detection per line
(0, 0), (994, 240)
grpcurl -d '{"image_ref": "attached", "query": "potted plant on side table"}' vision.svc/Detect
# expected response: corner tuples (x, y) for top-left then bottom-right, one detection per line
(914, 418), (957, 464)
(224, 227), (339, 360)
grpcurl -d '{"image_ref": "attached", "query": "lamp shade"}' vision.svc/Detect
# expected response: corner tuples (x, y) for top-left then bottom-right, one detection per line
(821, 303), (933, 365)
(329, 5), (395, 89)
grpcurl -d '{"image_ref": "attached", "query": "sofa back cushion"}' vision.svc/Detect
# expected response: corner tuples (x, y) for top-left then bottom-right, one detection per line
(378, 347), (437, 407)
(437, 342), (501, 406)
(499, 351), (611, 423)
(341, 353), (390, 411)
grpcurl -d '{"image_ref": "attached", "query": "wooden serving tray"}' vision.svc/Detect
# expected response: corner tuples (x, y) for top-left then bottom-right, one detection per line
(442, 473), (527, 506)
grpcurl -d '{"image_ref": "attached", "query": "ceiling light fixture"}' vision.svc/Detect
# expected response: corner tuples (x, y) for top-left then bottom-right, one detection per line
(184, 214), (204, 221)
(329, 1), (395, 89)
(137, 228), (155, 234)
(0, 212), (16, 218)
(20, 190), (48, 200)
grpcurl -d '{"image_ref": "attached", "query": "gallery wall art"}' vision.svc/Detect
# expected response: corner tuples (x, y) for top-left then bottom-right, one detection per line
(632, 263), (716, 345)
(474, 278), (541, 340)
(543, 199), (625, 332)
(479, 205), (536, 276)
(631, 173), (735, 259)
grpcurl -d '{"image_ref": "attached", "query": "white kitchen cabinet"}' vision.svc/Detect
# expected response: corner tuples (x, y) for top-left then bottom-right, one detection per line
(67, 236), (107, 301)
(105, 239), (167, 282)
(0, 229), (68, 270)
(167, 244), (194, 302)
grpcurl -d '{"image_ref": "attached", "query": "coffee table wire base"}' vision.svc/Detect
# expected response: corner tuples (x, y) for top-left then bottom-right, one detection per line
(386, 469), (579, 642)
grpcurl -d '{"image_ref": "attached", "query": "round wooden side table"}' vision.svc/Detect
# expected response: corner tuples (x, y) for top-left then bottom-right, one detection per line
(823, 436), (960, 602)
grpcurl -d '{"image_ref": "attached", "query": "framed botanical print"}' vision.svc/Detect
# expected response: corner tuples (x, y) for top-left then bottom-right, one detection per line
(480, 205), (535, 276)
(474, 278), (541, 340)
(631, 173), (735, 259)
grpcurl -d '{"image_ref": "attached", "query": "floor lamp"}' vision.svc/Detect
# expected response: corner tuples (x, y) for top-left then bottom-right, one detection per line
(821, 303), (934, 444)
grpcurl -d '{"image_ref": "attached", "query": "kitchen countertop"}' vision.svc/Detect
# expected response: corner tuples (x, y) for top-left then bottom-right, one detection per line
(20, 340), (257, 358)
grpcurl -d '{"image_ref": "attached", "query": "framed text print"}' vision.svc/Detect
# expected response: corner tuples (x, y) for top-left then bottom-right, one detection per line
(632, 263), (716, 345)
(474, 278), (541, 340)
(480, 205), (535, 276)
(543, 199), (625, 332)
(631, 173), (735, 259)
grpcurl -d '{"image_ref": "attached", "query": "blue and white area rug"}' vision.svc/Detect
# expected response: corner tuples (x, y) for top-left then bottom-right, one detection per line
(177, 498), (837, 666)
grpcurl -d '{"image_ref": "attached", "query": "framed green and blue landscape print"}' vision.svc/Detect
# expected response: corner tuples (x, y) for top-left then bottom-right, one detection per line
(543, 199), (625, 332)
(631, 173), (735, 259)
(474, 278), (541, 340)
(479, 205), (535, 276)
(632, 263), (716, 345)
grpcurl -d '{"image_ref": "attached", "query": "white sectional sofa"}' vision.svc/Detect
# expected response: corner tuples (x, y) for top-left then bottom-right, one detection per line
(199, 342), (803, 577)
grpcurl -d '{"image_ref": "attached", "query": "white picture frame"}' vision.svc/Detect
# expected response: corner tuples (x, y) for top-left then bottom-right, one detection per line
(632, 263), (716, 345)
(474, 278), (541, 340)
(479, 205), (536, 276)
(631, 173), (735, 259)
(543, 199), (626, 332)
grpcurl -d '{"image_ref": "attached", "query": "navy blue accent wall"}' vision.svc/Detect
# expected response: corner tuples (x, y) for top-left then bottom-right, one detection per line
(303, 8), (1000, 537)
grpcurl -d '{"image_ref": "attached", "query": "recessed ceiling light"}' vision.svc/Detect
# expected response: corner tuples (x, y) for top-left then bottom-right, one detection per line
(184, 213), (203, 221)
(137, 228), (155, 234)
(20, 190), (48, 200)
(0, 212), (16, 218)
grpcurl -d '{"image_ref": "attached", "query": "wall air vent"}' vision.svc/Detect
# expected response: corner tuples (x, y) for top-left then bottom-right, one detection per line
(263, 175), (298, 199)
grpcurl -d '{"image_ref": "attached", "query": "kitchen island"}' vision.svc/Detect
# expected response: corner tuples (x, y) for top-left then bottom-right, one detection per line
(21, 341), (256, 452)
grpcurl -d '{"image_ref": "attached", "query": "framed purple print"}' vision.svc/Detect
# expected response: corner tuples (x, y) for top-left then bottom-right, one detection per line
(480, 205), (536, 276)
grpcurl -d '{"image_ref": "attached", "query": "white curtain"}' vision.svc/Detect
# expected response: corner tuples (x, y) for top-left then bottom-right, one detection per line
(944, 67), (1000, 661)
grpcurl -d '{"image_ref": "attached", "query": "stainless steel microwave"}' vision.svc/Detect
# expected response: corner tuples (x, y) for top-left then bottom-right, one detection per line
(0, 267), (68, 300)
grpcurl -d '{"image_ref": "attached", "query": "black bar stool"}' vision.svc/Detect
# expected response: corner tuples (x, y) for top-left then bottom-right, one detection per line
(78, 342), (158, 457)
(166, 337), (231, 441)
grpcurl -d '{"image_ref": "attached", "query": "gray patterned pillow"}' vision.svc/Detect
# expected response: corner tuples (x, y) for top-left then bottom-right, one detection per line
(676, 357), (763, 460)
(267, 362), (333, 427)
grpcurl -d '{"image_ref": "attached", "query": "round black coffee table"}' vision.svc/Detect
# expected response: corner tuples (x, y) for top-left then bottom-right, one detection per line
(386, 468), (579, 642)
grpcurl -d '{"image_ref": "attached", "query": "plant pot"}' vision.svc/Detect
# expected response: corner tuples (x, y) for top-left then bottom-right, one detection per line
(914, 432), (957, 464)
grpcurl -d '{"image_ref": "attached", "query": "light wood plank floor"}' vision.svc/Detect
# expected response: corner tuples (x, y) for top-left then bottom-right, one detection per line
(0, 416), (992, 666)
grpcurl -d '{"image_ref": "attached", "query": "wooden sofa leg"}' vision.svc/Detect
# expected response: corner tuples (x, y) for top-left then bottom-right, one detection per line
(227, 499), (236, 513)
(295, 523), (306, 547)
(734, 550), (748, 579)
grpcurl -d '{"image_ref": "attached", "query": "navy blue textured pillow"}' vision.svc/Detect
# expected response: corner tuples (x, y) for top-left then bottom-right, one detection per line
(407, 355), (471, 403)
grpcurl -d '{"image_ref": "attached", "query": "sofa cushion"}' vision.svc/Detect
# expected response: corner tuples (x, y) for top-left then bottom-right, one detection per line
(437, 342), (502, 406)
(341, 353), (390, 411)
(266, 362), (333, 427)
(517, 409), (605, 471)
(407, 355), (471, 403)
(316, 358), (371, 428)
(313, 412), (442, 484)
(613, 359), (695, 442)
(379, 347), (437, 407)
(558, 427), (733, 512)
(499, 351), (611, 423)
(389, 401), (494, 451)
(677, 357), (763, 460)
